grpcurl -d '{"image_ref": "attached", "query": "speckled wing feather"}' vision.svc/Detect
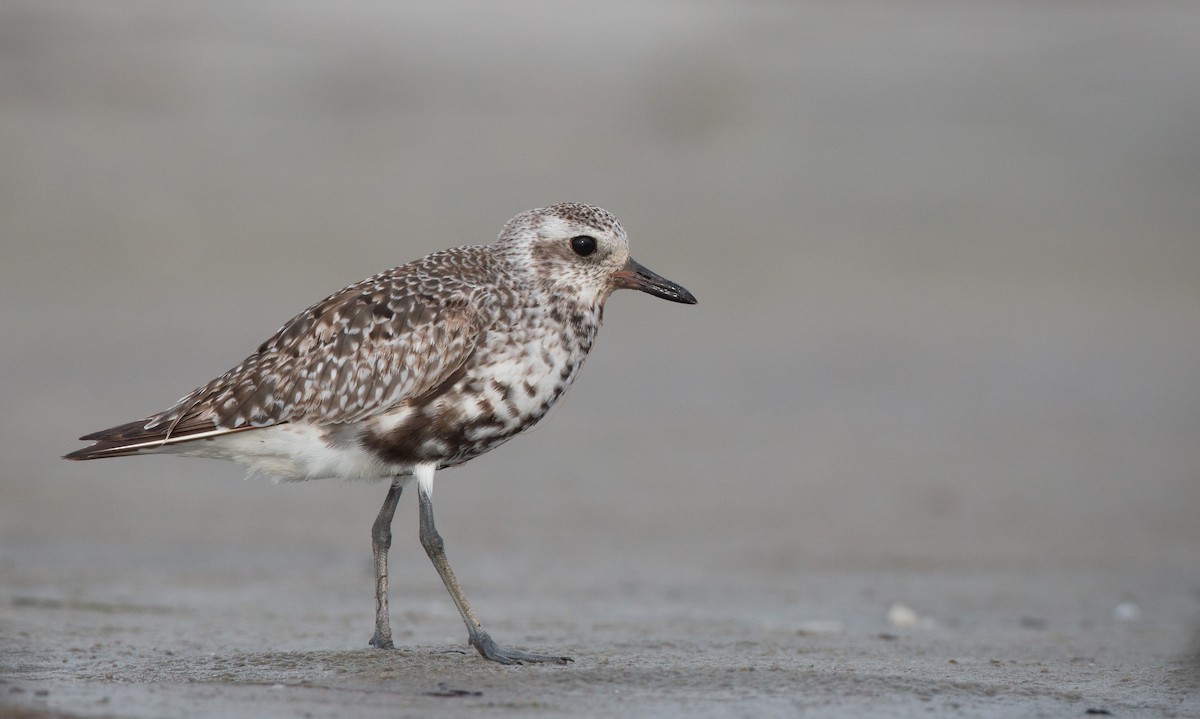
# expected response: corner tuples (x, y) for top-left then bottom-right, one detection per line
(66, 257), (489, 458)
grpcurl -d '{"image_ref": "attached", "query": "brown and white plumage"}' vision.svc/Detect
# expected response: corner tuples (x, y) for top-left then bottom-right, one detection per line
(66, 250), (498, 473)
(64, 202), (696, 664)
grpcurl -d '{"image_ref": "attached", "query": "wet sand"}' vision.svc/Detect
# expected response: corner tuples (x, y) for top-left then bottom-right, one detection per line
(2, 1), (1199, 717)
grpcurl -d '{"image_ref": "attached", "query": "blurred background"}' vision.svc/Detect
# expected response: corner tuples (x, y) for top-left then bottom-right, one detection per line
(2, 0), (1198, 605)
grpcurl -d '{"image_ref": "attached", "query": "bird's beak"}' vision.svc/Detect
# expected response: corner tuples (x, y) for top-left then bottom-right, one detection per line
(612, 257), (697, 304)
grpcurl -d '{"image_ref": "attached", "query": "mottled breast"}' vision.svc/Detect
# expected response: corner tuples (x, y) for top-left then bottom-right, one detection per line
(359, 296), (603, 469)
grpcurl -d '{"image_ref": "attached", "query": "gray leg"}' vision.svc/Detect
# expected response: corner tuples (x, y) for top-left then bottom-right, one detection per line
(417, 483), (571, 665)
(369, 478), (404, 649)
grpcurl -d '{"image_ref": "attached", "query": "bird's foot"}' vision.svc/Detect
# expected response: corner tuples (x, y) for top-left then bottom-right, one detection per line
(369, 630), (395, 650)
(468, 630), (572, 665)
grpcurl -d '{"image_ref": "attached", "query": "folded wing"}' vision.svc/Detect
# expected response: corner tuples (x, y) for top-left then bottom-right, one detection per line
(65, 267), (488, 460)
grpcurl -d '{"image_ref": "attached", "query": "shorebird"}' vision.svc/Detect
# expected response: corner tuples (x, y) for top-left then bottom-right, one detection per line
(64, 202), (696, 664)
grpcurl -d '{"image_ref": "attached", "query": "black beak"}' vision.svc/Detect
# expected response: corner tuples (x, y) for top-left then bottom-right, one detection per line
(612, 257), (697, 304)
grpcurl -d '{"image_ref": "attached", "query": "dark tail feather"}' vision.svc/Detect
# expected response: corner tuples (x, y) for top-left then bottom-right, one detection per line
(63, 443), (145, 460)
(63, 419), (161, 461)
(64, 417), (259, 460)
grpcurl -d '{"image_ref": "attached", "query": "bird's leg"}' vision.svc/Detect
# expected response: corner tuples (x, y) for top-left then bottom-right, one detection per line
(369, 478), (405, 649)
(417, 483), (571, 665)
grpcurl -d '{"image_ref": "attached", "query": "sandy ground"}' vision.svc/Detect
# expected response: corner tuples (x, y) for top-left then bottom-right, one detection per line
(3, 551), (1197, 718)
(3, 2), (1200, 717)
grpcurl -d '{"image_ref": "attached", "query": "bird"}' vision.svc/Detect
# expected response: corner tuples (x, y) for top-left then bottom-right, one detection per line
(64, 202), (697, 665)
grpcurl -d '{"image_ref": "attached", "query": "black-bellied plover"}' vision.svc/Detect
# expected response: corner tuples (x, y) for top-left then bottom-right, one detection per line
(65, 202), (697, 664)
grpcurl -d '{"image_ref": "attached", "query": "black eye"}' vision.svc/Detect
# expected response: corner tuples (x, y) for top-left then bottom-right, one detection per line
(570, 235), (597, 257)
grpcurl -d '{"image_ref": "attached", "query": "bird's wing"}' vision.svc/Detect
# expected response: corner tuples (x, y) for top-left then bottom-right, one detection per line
(65, 265), (489, 459)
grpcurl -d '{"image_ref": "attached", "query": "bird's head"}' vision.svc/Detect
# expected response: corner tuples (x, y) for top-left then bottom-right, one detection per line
(497, 202), (697, 307)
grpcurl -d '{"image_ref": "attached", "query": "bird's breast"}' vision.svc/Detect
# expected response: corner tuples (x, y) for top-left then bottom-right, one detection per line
(359, 303), (601, 468)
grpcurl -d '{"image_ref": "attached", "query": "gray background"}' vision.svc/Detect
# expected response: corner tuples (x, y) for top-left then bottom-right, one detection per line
(2, 2), (1198, 717)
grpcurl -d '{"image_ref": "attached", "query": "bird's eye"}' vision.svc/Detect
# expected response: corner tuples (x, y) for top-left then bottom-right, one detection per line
(570, 235), (597, 257)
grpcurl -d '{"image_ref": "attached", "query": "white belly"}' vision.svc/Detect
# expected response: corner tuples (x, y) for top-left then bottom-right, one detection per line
(167, 423), (405, 482)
